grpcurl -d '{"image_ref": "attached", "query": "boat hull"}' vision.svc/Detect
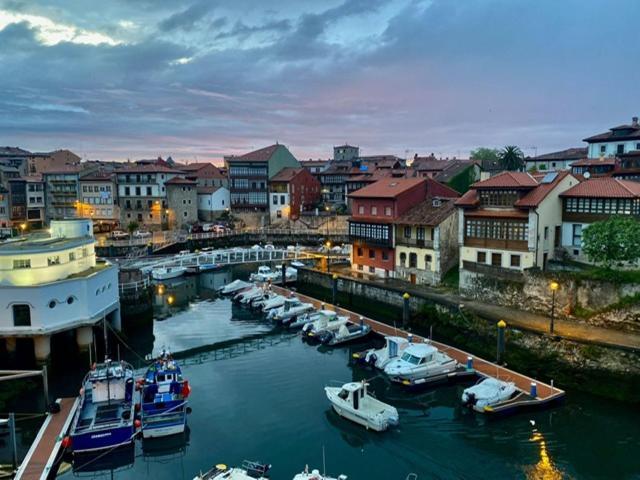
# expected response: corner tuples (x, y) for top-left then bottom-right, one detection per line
(330, 404), (387, 432)
(71, 424), (135, 453)
(141, 420), (186, 439)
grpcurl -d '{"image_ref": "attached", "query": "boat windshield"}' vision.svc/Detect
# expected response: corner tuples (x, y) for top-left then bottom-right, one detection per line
(338, 389), (349, 400)
(400, 352), (422, 365)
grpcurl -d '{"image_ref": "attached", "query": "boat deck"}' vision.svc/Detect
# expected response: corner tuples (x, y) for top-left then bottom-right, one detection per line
(272, 286), (565, 415)
(15, 397), (79, 480)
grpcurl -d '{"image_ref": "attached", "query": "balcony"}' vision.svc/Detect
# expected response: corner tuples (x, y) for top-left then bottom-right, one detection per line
(464, 237), (528, 251)
(396, 238), (434, 249)
(462, 260), (525, 282)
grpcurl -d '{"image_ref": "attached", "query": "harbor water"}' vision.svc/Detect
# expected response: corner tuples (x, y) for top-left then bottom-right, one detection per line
(2, 265), (640, 479)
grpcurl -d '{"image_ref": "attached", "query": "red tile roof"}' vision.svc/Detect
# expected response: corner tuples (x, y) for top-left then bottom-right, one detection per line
(515, 171), (571, 207)
(348, 178), (426, 198)
(425, 177), (461, 198)
(197, 186), (223, 194)
(118, 164), (185, 174)
(165, 177), (197, 185)
(455, 189), (480, 207)
(470, 171), (538, 189)
(229, 144), (280, 162)
(560, 177), (640, 198)
(570, 157), (618, 167)
(394, 197), (457, 226)
(270, 167), (304, 182)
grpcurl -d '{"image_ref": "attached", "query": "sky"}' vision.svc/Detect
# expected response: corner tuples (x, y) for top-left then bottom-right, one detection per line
(1, 0), (639, 163)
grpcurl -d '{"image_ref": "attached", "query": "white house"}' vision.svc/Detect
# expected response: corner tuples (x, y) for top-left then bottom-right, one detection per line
(0, 219), (120, 363)
(583, 116), (640, 158)
(197, 186), (230, 222)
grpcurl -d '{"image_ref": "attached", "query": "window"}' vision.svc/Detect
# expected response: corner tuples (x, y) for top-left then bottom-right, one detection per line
(404, 226), (411, 239)
(600, 145), (606, 154)
(417, 227), (425, 240)
(636, 143), (640, 150)
(146, 187), (152, 195)
(400, 252), (406, 266)
(477, 251), (486, 263)
(358, 264), (363, 271)
(273, 195), (278, 205)
(479, 190), (519, 207)
(382, 250), (389, 261)
(368, 266), (375, 273)
(69, 252), (75, 261)
(135, 186), (141, 195)
(510, 255), (521, 267)
(425, 254), (432, 264)
(13, 304), (31, 326)
(572, 224), (582, 247)
(125, 187), (130, 195)
(544, 226), (549, 240)
(13, 259), (31, 269)
(491, 253), (502, 266)
(47, 256), (60, 266)
(357, 247), (363, 256)
(358, 205), (364, 214)
(409, 253), (417, 268)
(385, 207), (391, 216)
(465, 219), (527, 241)
(369, 249), (375, 259)
(617, 144), (625, 155)
(371, 206), (377, 216)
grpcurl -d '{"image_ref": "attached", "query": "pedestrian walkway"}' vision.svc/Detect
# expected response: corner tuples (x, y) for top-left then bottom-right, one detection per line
(328, 267), (640, 352)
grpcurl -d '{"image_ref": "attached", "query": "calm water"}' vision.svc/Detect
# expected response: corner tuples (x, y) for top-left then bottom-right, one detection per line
(4, 266), (640, 479)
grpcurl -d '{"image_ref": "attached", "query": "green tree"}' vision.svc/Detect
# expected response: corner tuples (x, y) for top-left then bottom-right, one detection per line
(582, 216), (640, 267)
(470, 147), (500, 169)
(126, 221), (139, 234)
(499, 146), (524, 171)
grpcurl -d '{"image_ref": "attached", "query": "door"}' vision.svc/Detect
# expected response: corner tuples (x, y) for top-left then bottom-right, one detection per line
(554, 226), (561, 248)
(543, 252), (548, 270)
(353, 391), (359, 410)
(410, 273), (416, 284)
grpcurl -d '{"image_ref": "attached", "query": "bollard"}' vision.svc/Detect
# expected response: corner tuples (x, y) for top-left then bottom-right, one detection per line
(530, 382), (538, 398)
(466, 356), (473, 370)
(407, 333), (413, 343)
(281, 263), (287, 288)
(332, 274), (338, 305)
(496, 320), (506, 364)
(359, 316), (364, 327)
(402, 293), (410, 329)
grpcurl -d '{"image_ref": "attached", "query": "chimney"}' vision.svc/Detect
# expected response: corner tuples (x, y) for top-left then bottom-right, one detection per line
(633, 116), (639, 127)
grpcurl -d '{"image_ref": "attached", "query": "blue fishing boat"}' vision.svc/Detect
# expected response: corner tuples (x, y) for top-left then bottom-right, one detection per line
(69, 359), (137, 453)
(140, 349), (191, 438)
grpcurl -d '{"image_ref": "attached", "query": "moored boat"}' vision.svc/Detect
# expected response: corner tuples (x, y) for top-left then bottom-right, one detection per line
(186, 262), (220, 274)
(233, 286), (262, 303)
(353, 336), (410, 370)
(325, 381), (399, 432)
(259, 293), (286, 312)
(293, 466), (347, 480)
(266, 296), (314, 323)
(194, 460), (271, 479)
(384, 343), (458, 383)
(319, 321), (371, 346)
(461, 377), (517, 412)
(219, 279), (253, 296)
(152, 266), (187, 281)
(301, 310), (349, 342)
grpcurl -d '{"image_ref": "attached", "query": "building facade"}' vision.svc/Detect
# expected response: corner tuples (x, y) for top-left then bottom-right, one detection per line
(25, 176), (45, 229)
(269, 167), (321, 222)
(197, 186), (230, 222)
(178, 162), (228, 188)
(583, 117), (640, 158)
(43, 167), (82, 222)
(79, 174), (120, 232)
(166, 178), (198, 230)
(334, 145), (359, 162)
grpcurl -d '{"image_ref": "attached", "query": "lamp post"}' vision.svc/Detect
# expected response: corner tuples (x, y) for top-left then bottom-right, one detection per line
(325, 240), (332, 273)
(19, 223), (27, 236)
(549, 281), (559, 334)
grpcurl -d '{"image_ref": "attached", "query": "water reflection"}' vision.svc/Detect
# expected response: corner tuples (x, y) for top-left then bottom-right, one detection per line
(72, 444), (135, 476)
(525, 428), (564, 480)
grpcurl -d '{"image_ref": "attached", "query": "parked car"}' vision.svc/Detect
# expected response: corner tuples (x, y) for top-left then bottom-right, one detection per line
(212, 225), (228, 234)
(133, 230), (152, 239)
(264, 243), (275, 250)
(110, 230), (129, 240)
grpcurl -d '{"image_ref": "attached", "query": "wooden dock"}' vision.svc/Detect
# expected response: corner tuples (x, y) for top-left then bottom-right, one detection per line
(15, 397), (79, 480)
(273, 286), (565, 415)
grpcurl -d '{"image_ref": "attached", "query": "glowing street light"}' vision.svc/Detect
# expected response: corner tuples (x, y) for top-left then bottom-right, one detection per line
(549, 281), (559, 334)
(167, 294), (174, 305)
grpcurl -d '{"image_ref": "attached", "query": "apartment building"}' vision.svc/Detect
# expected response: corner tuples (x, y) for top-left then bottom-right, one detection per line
(268, 167), (321, 222)
(79, 173), (120, 232)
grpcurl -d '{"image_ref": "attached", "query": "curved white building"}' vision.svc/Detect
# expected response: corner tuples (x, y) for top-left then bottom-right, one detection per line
(0, 219), (120, 363)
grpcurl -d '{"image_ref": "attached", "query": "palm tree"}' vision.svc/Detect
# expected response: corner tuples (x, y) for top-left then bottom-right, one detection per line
(499, 146), (525, 171)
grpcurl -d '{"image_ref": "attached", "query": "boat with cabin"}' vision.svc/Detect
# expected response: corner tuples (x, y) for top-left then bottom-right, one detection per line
(325, 381), (399, 432)
(267, 296), (314, 323)
(318, 321), (371, 346)
(250, 265), (277, 282)
(301, 310), (349, 342)
(353, 336), (410, 369)
(293, 467), (347, 479)
(152, 266), (187, 281)
(461, 377), (517, 412)
(384, 343), (458, 384)
(69, 359), (136, 453)
(140, 349), (191, 438)
(193, 460), (271, 479)
(219, 279), (253, 296)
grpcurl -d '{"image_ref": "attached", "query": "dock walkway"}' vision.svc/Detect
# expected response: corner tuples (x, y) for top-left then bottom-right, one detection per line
(15, 397), (78, 480)
(273, 286), (565, 412)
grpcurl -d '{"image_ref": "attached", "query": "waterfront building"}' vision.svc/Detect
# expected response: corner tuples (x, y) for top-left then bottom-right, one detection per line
(394, 196), (459, 285)
(570, 157), (618, 178)
(165, 177), (198, 229)
(319, 162), (356, 209)
(43, 165), (84, 222)
(25, 176), (45, 229)
(334, 144), (360, 162)
(0, 186), (10, 230)
(79, 173), (120, 233)
(7, 178), (27, 228)
(268, 167), (321, 222)
(0, 146), (31, 177)
(456, 171), (578, 290)
(177, 162), (228, 188)
(0, 218), (120, 363)
(225, 144), (300, 213)
(525, 148), (587, 172)
(197, 186), (230, 222)
(583, 116), (640, 158)
(300, 159), (330, 175)
(27, 149), (81, 175)
(559, 177), (640, 261)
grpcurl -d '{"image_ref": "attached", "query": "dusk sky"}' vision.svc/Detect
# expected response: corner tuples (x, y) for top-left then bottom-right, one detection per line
(1, 0), (639, 163)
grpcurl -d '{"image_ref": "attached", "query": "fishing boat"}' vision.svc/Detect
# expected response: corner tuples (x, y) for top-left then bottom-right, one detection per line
(152, 266), (187, 281)
(193, 460), (271, 479)
(259, 293), (286, 312)
(325, 381), (399, 432)
(319, 321), (371, 346)
(69, 359), (136, 453)
(218, 279), (253, 296)
(301, 310), (349, 342)
(293, 467), (347, 480)
(384, 343), (458, 383)
(353, 336), (410, 370)
(140, 349), (191, 438)
(461, 377), (517, 412)
(266, 296), (314, 323)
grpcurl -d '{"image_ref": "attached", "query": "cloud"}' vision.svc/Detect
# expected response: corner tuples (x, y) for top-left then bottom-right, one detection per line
(215, 18), (291, 41)
(158, 1), (215, 32)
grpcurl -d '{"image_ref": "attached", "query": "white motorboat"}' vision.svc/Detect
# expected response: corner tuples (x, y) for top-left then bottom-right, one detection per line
(325, 381), (399, 432)
(250, 291), (278, 310)
(239, 287), (267, 305)
(233, 286), (262, 303)
(267, 297), (314, 323)
(301, 310), (349, 341)
(194, 460), (271, 480)
(287, 310), (324, 330)
(152, 266), (187, 280)
(319, 322), (371, 346)
(461, 377), (517, 412)
(186, 262), (220, 274)
(260, 294), (286, 312)
(218, 279), (253, 296)
(250, 265), (277, 282)
(353, 336), (410, 370)
(293, 467), (347, 480)
(384, 343), (458, 383)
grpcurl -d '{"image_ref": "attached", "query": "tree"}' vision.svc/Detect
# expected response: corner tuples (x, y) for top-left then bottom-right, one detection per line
(582, 216), (640, 268)
(470, 147), (500, 170)
(499, 146), (524, 171)
(126, 221), (139, 234)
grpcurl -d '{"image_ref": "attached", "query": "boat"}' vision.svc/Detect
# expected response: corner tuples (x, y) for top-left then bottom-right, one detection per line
(266, 296), (314, 323)
(218, 279), (253, 296)
(186, 262), (220, 274)
(69, 359), (136, 453)
(353, 336), (410, 370)
(152, 266), (187, 280)
(194, 460), (271, 479)
(293, 467), (347, 480)
(287, 310), (325, 330)
(461, 377), (517, 412)
(139, 349), (191, 438)
(384, 343), (458, 384)
(239, 287), (268, 305)
(260, 293), (286, 312)
(250, 265), (277, 282)
(325, 381), (399, 432)
(290, 261), (306, 269)
(233, 286), (262, 303)
(300, 310), (349, 342)
(319, 321), (371, 346)
(250, 291), (279, 310)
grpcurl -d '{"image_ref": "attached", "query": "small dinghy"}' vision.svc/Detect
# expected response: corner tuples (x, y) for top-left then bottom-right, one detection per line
(319, 321), (371, 346)
(267, 296), (314, 323)
(293, 466), (347, 480)
(353, 336), (410, 370)
(194, 460), (271, 480)
(219, 279), (253, 296)
(461, 377), (517, 412)
(152, 266), (187, 281)
(384, 343), (458, 384)
(301, 310), (349, 343)
(325, 381), (398, 432)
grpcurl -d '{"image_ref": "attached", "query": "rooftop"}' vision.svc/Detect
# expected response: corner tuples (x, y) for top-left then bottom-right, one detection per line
(560, 177), (640, 198)
(270, 167), (305, 182)
(197, 186), (223, 194)
(394, 197), (457, 226)
(570, 157), (618, 167)
(227, 144), (283, 163)
(527, 147), (588, 161)
(583, 117), (640, 143)
(116, 164), (185, 174)
(471, 171), (539, 189)
(0, 235), (93, 255)
(165, 177), (197, 185)
(348, 178), (426, 198)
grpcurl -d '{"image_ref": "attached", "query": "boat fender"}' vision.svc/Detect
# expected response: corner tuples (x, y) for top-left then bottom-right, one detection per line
(182, 380), (192, 398)
(61, 436), (72, 449)
(186, 406), (193, 414)
(134, 419), (142, 429)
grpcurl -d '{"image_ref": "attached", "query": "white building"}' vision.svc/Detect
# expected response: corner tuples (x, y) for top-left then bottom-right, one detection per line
(197, 186), (229, 222)
(583, 117), (640, 158)
(0, 219), (120, 363)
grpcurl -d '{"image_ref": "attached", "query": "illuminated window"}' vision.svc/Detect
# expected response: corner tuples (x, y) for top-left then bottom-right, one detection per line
(13, 259), (31, 269)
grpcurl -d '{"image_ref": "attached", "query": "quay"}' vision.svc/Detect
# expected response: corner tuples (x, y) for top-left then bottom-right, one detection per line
(14, 398), (78, 480)
(272, 285), (566, 416)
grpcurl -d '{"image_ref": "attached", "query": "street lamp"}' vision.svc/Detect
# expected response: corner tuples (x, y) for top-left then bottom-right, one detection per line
(325, 240), (332, 273)
(19, 223), (27, 236)
(549, 281), (559, 334)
